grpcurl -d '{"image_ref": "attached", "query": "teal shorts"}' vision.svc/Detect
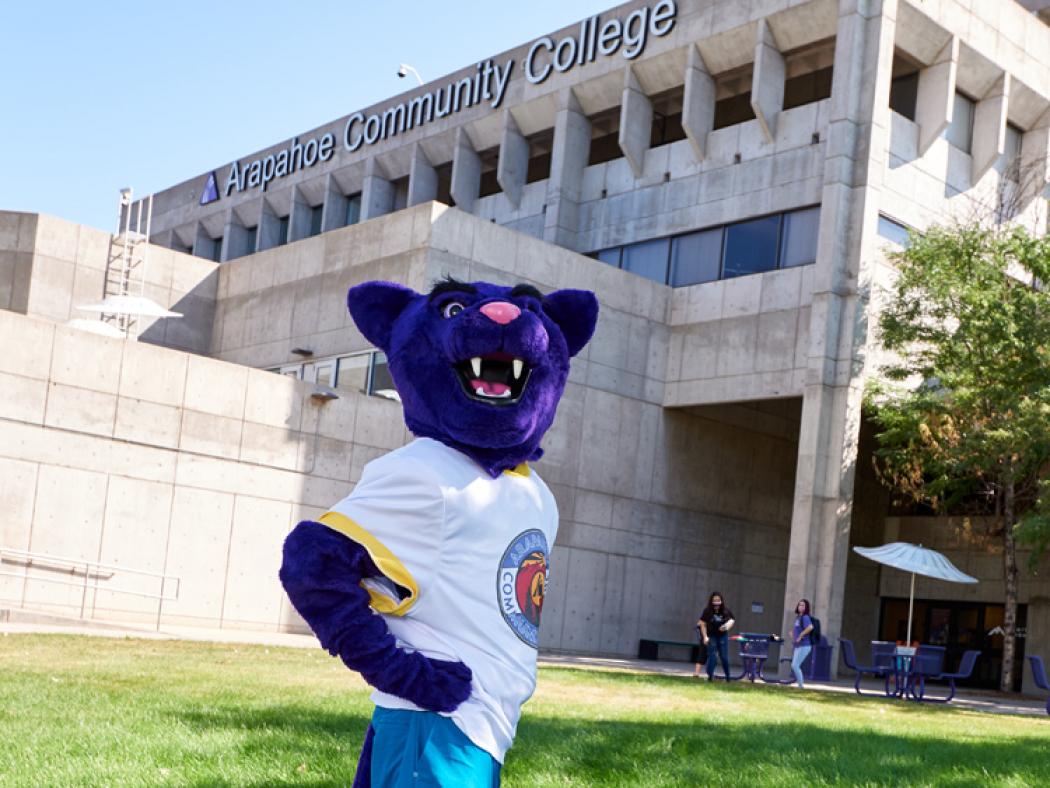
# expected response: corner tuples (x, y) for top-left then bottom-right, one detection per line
(370, 707), (501, 787)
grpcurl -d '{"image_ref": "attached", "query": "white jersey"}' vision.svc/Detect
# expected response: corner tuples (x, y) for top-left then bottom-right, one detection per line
(321, 437), (558, 763)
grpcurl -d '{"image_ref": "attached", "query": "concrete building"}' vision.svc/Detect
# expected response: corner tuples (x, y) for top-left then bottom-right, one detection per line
(2, 0), (1049, 692)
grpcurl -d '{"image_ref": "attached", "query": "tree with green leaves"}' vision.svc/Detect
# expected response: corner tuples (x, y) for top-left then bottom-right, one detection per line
(866, 222), (1050, 692)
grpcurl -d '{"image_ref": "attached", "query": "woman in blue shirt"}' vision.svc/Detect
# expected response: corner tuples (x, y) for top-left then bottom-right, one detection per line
(791, 598), (815, 688)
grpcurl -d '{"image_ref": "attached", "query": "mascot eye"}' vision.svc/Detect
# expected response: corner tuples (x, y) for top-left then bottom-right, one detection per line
(442, 301), (465, 319)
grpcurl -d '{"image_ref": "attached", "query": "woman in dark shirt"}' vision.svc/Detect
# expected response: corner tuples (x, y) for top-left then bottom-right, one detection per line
(695, 591), (735, 681)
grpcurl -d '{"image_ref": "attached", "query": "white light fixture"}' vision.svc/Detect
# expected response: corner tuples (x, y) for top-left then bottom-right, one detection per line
(397, 63), (424, 85)
(310, 386), (340, 403)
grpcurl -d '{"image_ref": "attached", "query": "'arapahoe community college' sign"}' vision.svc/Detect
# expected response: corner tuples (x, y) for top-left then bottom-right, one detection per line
(224, 0), (677, 197)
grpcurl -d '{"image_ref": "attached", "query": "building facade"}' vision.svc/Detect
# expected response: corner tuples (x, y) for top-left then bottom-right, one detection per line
(2, 0), (1049, 691)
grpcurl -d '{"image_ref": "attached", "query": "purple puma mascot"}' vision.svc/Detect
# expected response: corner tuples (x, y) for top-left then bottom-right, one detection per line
(280, 278), (598, 786)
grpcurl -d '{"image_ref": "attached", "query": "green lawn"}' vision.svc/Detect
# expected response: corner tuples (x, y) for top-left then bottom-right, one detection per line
(0, 635), (1047, 786)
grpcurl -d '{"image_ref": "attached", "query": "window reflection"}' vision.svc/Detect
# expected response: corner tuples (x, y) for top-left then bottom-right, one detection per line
(670, 229), (722, 286)
(723, 214), (781, 278)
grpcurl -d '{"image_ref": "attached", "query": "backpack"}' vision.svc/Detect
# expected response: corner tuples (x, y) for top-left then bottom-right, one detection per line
(809, 616), (822, 646)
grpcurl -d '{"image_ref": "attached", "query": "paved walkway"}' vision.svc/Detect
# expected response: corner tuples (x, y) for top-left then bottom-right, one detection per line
(3, 619), (1047, 719)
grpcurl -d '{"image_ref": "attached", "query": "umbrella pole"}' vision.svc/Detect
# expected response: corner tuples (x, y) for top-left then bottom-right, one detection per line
(906, 573), (915, 646)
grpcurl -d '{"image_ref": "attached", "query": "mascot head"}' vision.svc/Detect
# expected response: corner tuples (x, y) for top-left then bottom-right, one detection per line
(347, 278), (598, 477)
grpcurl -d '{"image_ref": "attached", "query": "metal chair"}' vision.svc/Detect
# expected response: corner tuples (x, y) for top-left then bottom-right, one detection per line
(1027, 655), (1050, 716)
(912, 650), (980, 703)
(839, 638), (891, 696)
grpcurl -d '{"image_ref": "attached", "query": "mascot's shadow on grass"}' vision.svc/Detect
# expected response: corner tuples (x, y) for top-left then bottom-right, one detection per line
(280, 276), (598, 787)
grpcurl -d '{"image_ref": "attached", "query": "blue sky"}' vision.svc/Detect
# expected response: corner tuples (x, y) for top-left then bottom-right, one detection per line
(1, 1), (612, 232)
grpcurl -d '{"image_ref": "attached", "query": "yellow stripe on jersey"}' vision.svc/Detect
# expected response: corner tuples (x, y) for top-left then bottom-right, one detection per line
(318, 511), (419, 616)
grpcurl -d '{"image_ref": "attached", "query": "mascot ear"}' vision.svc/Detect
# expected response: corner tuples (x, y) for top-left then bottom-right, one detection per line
(542, 289), (599, 357)
(347, 281), (418, 352)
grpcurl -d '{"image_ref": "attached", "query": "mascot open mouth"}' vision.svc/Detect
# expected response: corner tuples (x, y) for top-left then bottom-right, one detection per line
(454, 352), (532, 405)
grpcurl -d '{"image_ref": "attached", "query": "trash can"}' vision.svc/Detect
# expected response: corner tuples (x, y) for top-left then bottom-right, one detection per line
(804, 637), (833, 681)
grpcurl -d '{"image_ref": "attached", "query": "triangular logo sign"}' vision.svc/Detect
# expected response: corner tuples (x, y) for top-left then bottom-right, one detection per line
(200, 172), (219, 205)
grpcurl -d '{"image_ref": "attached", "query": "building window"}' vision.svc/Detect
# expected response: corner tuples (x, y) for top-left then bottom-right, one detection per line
(208, 235), (223, 262)
(622, 237), (671, 283)
(346, 193), (362, 226)
(670, 228), (723, 287)
(244, 225), (258, 254)
(889, 72), (918, 120)
(588, 106), (623, 166)
(277, 216), (290, 246)
(478, 147), (501, 198)
(713, 92), (756, 130)
(943, 92), (975, 154)
(877, 214), (911, 248)
(269, 349), (398, 401)
(723, 214), (781, 279)
(1002, 123), (1023, 182)
(309, 204), (324, 237)
(593, 206), (820, 286)
(527, 130), (553, 183)
(783, 67), (833, 111)
(779, 206), (821, 268)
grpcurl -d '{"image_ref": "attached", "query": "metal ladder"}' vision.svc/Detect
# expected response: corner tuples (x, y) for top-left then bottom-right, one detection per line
(101, 189), (153, 337)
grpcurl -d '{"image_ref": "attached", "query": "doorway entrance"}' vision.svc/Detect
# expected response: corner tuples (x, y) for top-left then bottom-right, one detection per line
(878, 598), (1028, 691)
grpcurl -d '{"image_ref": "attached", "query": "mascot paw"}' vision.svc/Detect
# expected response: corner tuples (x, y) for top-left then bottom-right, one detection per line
(367, 654), (473, 713)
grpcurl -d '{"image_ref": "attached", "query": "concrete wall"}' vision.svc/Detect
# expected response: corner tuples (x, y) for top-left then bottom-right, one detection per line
(0, 308), (408, 631)
(0, 211), (219, 355)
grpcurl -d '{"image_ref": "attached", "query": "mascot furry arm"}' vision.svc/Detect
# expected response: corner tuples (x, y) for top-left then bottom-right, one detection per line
(280, 278), (598, 787)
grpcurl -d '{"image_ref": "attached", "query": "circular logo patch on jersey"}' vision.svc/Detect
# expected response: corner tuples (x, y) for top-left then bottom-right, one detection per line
(496, 529), (549, 648)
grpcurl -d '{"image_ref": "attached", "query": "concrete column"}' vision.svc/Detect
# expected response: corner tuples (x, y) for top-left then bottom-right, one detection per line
(217, 210), (249, 262)
(257, 199), (282, 251)
(619, 65), (653, 178)
(781, 0), (898, 677)
(320, 173), (349, 232)
(970, 74), (1009, 183)
(192, 223), (219, 261)
(1020, 108), (1050, 205)
(450, 128), (482, 213)
(751, 18), (785, 144)
(544, 88), (591, 249)
(1023, 597), (1049, 695)
(288, 186), (312, 242)
(497, 111), (529, 208)
(682, 44), (715, 161)
(916, 35), (958, 155)
(408, 144), (439, 207)
(361, 158), (395, 221)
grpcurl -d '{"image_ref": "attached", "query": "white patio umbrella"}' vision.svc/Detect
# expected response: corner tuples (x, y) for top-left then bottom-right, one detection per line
(853, 542), (977, 645)
(77, 294), (182, 318)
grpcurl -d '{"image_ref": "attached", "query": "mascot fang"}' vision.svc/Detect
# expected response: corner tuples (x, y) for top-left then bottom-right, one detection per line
(280, 278), (598, 786)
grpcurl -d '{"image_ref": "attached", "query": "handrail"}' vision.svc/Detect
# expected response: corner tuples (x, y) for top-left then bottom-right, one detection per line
(0, 546), (181, 631)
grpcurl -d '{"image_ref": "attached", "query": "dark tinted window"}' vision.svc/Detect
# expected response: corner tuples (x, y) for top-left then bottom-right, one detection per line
(670, 229), (723, 286)
(621, 238), (670, 283)
(277, 216), (289, 246)
(346, 194), (362, 226)
(597, 247), (622, 267)
(890, 72), (918, 120)
(309, 204), (323, 237)
(723, 215), (781, 278)
(713, 92), (756, 130)
(783, 67), (833, 110)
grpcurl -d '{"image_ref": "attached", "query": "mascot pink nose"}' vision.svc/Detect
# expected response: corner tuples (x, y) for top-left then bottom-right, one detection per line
(479, 301), (521, 325)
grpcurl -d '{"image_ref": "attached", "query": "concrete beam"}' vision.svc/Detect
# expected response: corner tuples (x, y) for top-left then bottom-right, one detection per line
(219, 210), (251, 262)
(682, 44), (715, 161)
(257, 199), (282, 252)
(544, 89), (590, 249)
(288, 186), (312, 243)
(320, 173), (348, 232)
(751, 19), (785, 145)
(191, 223), (219, 261)
(361, 157), (395, 221)
(916, 36), (959, 155)
(1020, 107), (1050, 203)
(971, 74), (1009, 184)
(497, 111), (529, 208)
(619, 65), (653, 179)
(450, 128), (482, 213)
(407, 144), (439, 207)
